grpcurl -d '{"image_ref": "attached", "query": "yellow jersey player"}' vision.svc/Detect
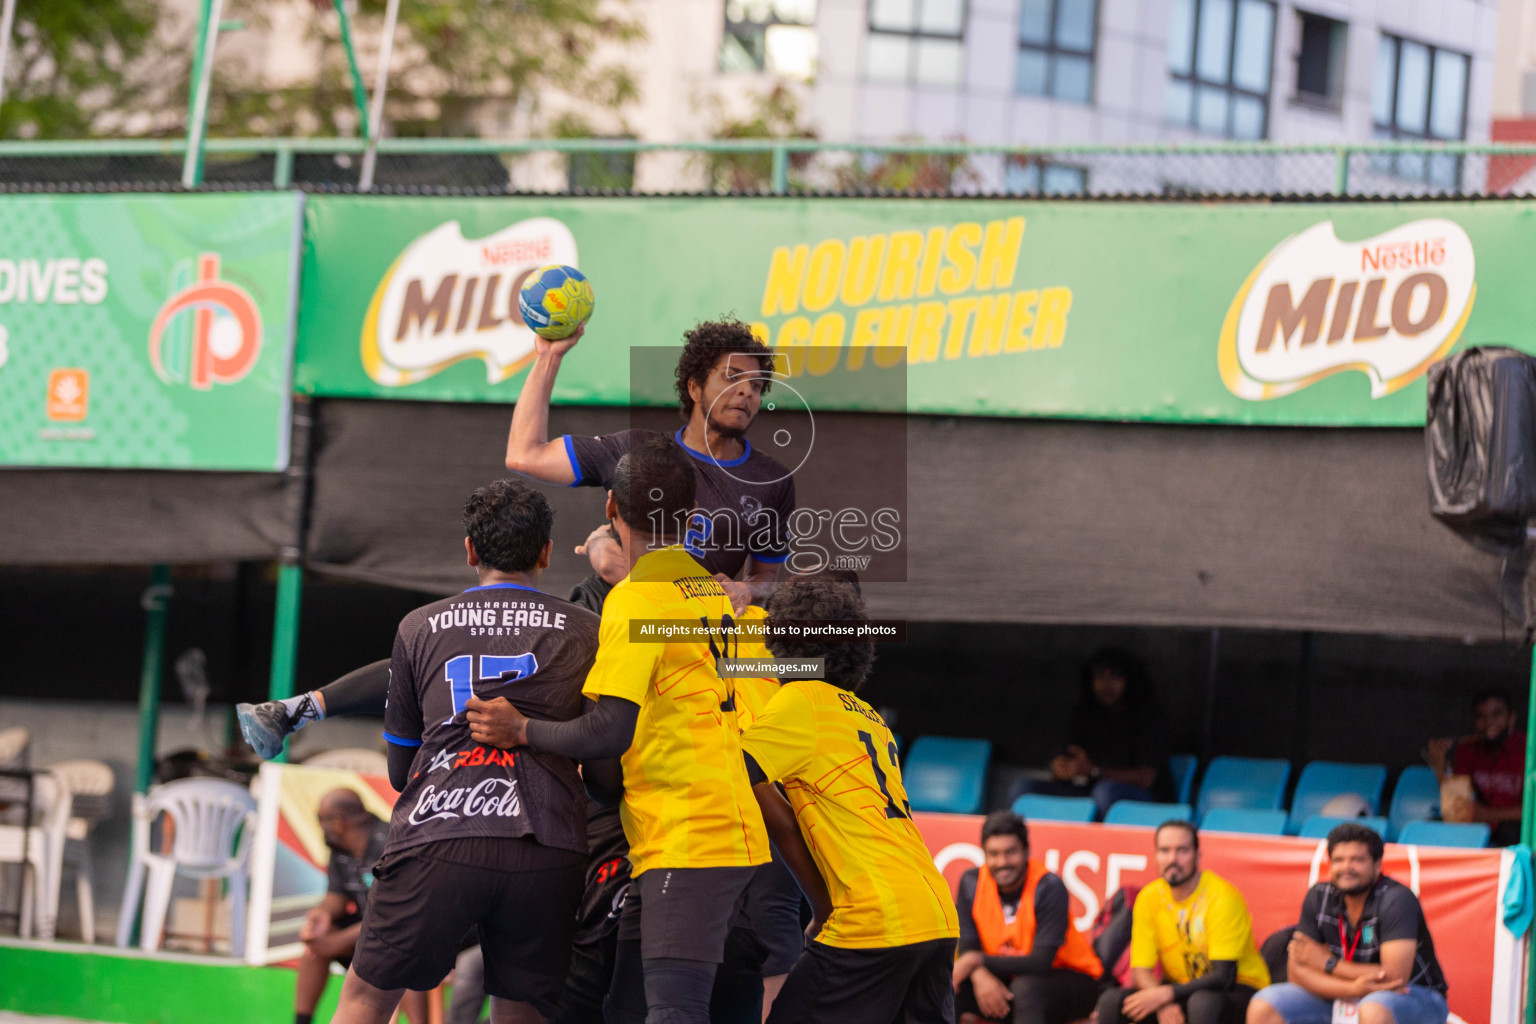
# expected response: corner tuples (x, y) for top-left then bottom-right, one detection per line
(485, 436), (771, 1024)
(740, 575), (960, 1024)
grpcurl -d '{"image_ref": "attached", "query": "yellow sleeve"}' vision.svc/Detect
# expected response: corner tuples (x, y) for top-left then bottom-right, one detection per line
(1203, 882), (1253, 963)
(1129, 886), (1160, 970)
(581, 588), (661, 705)
(739, 684), (817, 784)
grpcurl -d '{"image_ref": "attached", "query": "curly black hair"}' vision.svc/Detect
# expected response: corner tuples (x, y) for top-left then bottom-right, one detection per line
(674, 318), (775, 420)
(463, 478), (554, 574)
(764, 575), (875, 691)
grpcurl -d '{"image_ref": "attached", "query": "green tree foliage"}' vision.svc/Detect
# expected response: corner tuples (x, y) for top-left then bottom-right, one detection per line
(212, 0), (644, 137)
(705, 83), (815, 193)
(0, 0), (161, 138)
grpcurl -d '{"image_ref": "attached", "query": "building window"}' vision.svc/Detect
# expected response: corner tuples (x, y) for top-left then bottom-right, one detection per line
(1004, 158), (1087, 195)
(1166, 0), (1276, 139)
(865, 0), (967, 88)
(568, 145), (636, 192)
(720, 0), (819, 81)
(1016, 0), (1098, 104)
(1294, 10), (1346, 109)
(1372, 34), (1469, 187)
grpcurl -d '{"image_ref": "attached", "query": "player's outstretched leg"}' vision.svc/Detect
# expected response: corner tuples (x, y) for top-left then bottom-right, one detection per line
(237, 658), (391, 759)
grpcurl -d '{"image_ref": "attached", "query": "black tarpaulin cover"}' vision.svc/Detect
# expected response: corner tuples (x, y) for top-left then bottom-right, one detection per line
(304, 400), (1508, 641)
(1427, 346), (1536, 556)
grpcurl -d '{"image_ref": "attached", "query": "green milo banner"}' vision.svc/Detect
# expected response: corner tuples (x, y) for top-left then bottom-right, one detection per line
(296, 196), (1536, 426)
(0, 193), (302, 470)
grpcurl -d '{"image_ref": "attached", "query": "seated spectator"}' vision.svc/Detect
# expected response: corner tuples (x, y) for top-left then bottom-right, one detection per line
(294, 789), (430, 1024)
(1426, 687), (1524, 846)
(1011, 647), (1173, 818)
(1247, 823), (1448, 1024)
(1098, 820), (1269, 1024)
(952, 811), (1103, 1024)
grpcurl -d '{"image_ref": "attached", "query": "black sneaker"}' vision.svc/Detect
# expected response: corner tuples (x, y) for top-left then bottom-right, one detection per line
(236, 700), (294, 760)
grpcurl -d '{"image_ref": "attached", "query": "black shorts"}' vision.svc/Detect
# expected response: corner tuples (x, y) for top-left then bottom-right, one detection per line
(766, 936), (958, 1024)
(616, 864), (758, 962)
(351, 837), (585, 1015)
(738, 856), (806, 975)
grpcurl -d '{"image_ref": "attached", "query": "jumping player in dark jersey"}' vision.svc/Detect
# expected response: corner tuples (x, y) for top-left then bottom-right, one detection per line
(503, 317), (795, 614)
(329, 479), (597, 1024)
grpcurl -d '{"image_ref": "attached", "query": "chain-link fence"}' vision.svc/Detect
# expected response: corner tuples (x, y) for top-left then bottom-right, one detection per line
(3, 139), (1536, 198)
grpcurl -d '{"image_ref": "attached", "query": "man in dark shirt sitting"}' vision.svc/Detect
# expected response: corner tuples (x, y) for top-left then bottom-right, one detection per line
(1011, 648), (1173, 819)
(952, 811), (1103, 1024)
(294, 789), (429, 1024)
(1248, 823), (1449, 1024)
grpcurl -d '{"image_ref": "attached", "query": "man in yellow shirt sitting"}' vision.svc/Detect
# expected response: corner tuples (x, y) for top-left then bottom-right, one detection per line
(1097, 820), (1269, 1024)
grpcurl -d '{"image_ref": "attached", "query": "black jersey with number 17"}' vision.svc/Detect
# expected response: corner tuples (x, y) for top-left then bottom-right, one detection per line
(382, 582), (599, 858)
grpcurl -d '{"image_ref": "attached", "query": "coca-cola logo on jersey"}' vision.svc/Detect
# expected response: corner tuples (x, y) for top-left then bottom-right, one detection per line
(408, 777), (523, 826)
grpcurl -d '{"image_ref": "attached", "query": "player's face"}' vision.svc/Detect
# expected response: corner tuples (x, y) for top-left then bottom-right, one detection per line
(1328, 842), (1381, 896)
(1474, 698), (1511, 741)
(1154, 826), (1199, 888)
(697, 353), (766, 438)
(982, 834), (1027, 890)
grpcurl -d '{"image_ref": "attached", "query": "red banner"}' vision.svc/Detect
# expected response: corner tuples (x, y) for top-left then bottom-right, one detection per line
(913, 813), (1509, 1024)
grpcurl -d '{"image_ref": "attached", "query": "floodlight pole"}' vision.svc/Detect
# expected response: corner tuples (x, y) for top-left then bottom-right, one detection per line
(182, 0), (225, 188)
(332, 0), (372, 141)
(0, 0), (19, 117)
(358, 0), (402, 192)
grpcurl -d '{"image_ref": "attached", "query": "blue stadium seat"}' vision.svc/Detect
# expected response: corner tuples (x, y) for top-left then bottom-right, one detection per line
(1169, 755), (1199, 806)
(1198, 808), (1288, 836)
(902, 736), (990, 814)
(1194, 757), (1291, 820)
(1297, 815), (1388, 840)
(1103, 801), (1193, 828)
(1395, 821), (1490, 848)
(1286, 762), (1388, 834)
(1387, 767), (1441, 841)
(1012, 794), (1097, 823)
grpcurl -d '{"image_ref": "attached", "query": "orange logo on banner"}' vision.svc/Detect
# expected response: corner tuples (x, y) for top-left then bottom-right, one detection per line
(46, 368), (89, 421)
(148, 253), (263, 390)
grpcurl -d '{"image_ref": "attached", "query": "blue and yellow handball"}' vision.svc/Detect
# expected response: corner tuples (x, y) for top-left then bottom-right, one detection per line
(518, 264), (595, 340)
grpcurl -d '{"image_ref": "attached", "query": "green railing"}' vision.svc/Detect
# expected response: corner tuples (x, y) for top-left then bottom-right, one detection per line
(4, 137), (1536, 197)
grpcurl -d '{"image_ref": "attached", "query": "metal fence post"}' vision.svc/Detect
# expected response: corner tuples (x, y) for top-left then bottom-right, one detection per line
(1333, 146), (1350, 197)
(771, 144), (789, 195)
(273, 145), (294, 188)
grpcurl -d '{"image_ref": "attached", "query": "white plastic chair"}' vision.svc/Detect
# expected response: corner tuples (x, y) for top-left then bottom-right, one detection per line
(0, 771), (72, 940)
(0, 726), (30, 767)
(50, 759), (115, 943)
(115, 777), (257, 955)
(303, 747), (389, 775)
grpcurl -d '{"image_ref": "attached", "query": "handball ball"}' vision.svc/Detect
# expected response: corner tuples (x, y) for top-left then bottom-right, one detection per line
(519, 264), (595, 340)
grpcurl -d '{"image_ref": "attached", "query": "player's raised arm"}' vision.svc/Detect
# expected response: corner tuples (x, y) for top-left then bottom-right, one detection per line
(504, 325), (585, 483)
